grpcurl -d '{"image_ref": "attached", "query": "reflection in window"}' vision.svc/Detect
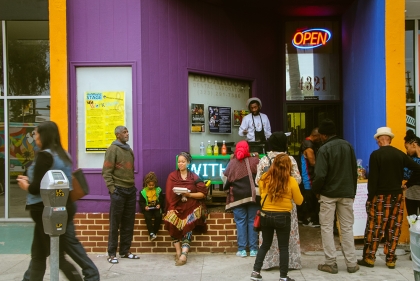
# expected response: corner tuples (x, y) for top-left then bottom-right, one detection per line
(286, 104), (340, 156)
(7, 99), (49, 218)
(405, 21), (415, 103)
(407, 106), (416, 133)
(9, 99), (50, 123)
(6, 21), (49, 96)
(285, 21), (340, 101)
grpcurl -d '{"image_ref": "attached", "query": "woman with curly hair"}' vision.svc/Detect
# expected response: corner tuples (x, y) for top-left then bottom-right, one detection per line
(404, 130), (420, 215)
(140, 172), (164, 240)
(250, 154), (303, 281)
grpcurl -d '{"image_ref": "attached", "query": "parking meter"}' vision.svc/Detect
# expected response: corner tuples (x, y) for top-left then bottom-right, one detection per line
(40, 170), (69, 281)
(41, 170), (70, 235)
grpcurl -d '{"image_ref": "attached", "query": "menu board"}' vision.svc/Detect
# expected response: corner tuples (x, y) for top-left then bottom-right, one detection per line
(352, 181), (368, 237)
(208, 106), (231, 134)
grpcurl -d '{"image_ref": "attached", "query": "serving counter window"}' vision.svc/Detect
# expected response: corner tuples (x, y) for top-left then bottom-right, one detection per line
(188, 73), (251, 155)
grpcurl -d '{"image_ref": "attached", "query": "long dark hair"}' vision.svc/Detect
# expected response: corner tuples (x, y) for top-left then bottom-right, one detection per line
(261, 154), (291, 202)
(37, 121), (72, 164)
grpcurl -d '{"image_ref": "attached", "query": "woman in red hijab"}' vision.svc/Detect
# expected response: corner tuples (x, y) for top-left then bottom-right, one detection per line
(223, 141), (260, 258)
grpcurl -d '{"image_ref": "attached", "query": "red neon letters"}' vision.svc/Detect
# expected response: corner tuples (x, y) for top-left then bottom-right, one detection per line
(292, 28), (331, 49)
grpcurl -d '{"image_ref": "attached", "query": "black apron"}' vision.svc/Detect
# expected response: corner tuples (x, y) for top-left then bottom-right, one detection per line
(252, 114), (266, 142)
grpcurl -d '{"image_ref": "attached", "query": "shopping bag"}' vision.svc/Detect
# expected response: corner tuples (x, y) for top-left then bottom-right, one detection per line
(70, 169), (90, 202)
(253, 210), (261, 232)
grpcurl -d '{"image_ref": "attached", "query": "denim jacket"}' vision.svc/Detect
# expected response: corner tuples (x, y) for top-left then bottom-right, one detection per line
(26, 149), (72, 205)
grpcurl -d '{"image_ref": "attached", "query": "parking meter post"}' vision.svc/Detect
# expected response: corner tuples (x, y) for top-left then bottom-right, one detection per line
(50, 236), (60, 281)
(40, 170), (70, 281)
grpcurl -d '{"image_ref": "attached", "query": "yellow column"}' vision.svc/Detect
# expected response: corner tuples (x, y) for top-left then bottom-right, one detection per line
(386, 0), (409, 244)
(49, 0), (68, 149)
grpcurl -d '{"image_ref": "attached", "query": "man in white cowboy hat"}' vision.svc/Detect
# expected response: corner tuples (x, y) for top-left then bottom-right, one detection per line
(358, 126), (420, 270)
(238, 97), (271, 142)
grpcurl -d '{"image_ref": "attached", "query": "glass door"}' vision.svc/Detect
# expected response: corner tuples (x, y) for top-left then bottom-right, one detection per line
(286, 103), (341, 156)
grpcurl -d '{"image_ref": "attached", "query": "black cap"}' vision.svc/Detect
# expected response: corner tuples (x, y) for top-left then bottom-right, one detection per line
(267, 131), (288, 152)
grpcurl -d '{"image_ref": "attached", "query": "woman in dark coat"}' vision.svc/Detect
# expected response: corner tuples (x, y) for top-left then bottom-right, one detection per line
(163, 151), (208, 266)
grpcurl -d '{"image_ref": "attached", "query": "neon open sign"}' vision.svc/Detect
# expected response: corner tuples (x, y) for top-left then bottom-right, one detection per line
(292, 28), (332, 49)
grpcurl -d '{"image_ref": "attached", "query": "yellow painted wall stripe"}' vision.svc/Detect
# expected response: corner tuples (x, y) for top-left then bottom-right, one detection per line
(386, 0), (409, 244)
(386, 0), (405, 149)
(49, 0), (68, 149)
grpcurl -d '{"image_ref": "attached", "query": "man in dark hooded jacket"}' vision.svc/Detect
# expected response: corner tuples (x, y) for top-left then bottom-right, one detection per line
(312, 119), (359, 274)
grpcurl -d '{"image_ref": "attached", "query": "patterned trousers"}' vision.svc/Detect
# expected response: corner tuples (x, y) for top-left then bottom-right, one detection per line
(362, 194), (404, 263)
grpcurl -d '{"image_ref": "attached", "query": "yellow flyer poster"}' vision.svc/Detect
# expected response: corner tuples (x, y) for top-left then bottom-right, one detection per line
(85, 91), (125, 152)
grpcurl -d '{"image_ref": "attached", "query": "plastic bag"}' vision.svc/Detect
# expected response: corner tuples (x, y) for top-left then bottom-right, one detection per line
(407, 215), (420, 232)
(357, 159), (366, 180)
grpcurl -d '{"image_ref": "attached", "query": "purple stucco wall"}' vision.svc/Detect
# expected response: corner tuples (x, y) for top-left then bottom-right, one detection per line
(67, 0), (283, 212)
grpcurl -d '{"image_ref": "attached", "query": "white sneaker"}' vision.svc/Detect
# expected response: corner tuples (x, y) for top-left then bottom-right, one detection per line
(150, 233), (157, 240)
(302, 220), (320, 228)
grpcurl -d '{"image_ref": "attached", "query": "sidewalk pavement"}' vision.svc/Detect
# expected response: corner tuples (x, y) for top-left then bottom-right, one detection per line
(0, 249), (416, 281)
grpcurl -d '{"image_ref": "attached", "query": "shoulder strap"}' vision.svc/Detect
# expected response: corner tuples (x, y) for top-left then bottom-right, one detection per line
(261, 194), (268, 208)
(268, 155), (273, 166)
(245, 158), (256, 201)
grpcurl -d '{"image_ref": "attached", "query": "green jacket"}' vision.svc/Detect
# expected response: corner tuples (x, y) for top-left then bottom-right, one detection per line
(102, 144), (135, 193)
(139, 187), (164, 212)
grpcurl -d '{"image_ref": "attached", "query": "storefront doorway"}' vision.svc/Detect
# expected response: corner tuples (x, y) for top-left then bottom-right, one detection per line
(286, 103), (342, 156)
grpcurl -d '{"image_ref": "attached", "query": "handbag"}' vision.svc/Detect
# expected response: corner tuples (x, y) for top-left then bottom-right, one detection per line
(70, 169), (90, 202)
(253, 194), (268, 232)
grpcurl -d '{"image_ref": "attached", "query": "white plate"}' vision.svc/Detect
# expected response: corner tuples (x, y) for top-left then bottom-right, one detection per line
(173, 187), (189, 194)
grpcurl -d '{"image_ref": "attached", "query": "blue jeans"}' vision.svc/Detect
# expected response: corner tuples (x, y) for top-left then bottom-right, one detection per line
(232, 203), (259, 251)
(253, 211), (291, 278)
(108, 186), (137, 256)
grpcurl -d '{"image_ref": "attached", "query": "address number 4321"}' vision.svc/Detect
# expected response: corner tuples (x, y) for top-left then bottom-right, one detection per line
(299, 76), (327, 91)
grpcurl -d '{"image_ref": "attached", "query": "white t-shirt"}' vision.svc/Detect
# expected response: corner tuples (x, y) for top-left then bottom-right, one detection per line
(238, 113), (271, 141)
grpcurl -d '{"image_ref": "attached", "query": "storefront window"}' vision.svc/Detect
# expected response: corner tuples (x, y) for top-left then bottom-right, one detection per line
(406, 20), (415, 103)
(7, 98), (49, 218)
(285, 21), (340, 101)
(0, 20), (49, 219)
(0, 25), (3, 97)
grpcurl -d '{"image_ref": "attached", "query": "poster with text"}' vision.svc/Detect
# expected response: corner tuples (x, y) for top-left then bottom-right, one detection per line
(233, 109), (249, 126)
(208, 106), (231, 134)
(191, 103), (205, 133)
(85, 91), (125, 152)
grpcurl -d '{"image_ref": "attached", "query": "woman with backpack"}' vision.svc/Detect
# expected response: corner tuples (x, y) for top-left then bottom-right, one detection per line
(254, 131), (302, 270)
